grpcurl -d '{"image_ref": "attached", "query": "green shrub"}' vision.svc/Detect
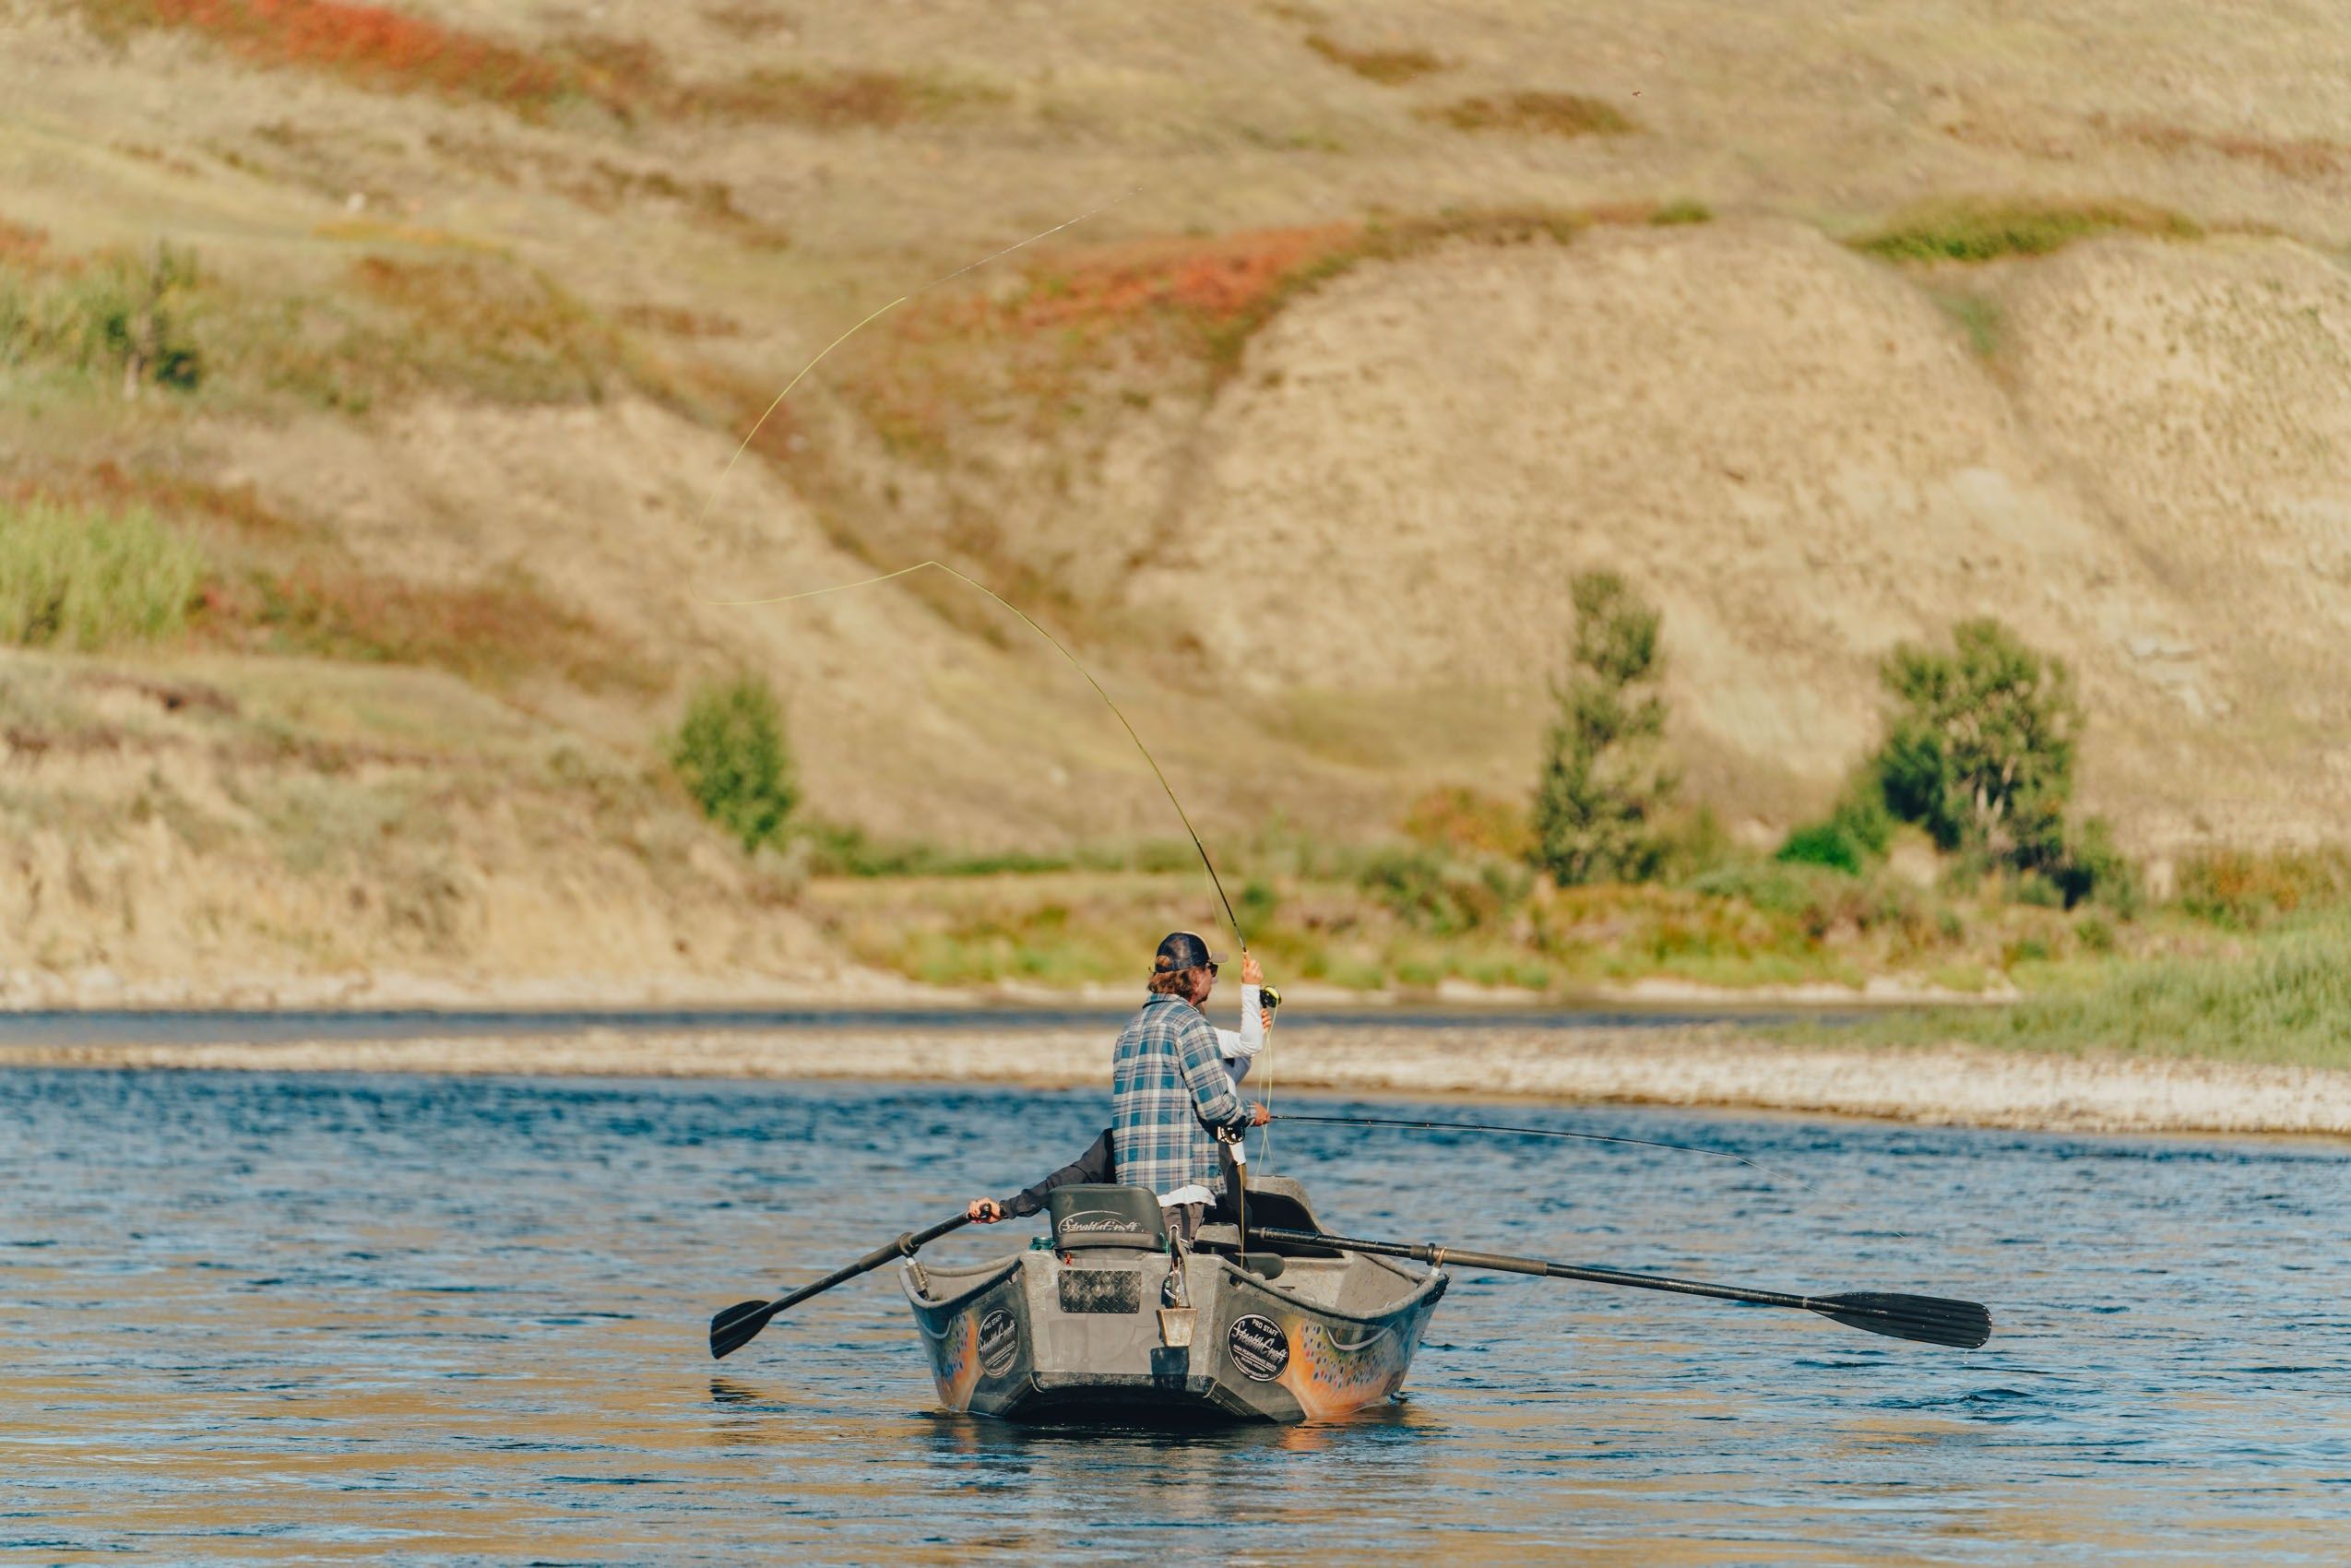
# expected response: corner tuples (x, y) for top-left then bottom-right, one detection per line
(1777, 821), (1865, 874)
(0, 242), (204, 393)
(1531, 571), (1679, 885)
(670, 673), (798, 853)
(1832, 785), (1894, 860)
(1853, 198), (2203, 264)
(1873, 619), (2078, 871)
(1649, 199), (1713, 226)
(0, 498), (206, 649)
(1776, 781), (1894, 875)
(2050, 814), (2139, 914)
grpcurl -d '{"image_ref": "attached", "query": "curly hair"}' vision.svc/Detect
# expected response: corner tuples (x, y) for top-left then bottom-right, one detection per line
(1148, 961), (1209, 999)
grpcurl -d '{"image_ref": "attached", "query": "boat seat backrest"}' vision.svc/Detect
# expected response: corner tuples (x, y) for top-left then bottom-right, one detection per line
(1047, 1185), (1169, 1252)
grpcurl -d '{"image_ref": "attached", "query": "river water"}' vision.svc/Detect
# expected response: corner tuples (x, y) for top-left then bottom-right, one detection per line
(5, 1069), (2346, 1562)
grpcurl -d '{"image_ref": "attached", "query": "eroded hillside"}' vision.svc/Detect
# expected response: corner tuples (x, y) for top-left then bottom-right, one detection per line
(5, 0), (2350, 998)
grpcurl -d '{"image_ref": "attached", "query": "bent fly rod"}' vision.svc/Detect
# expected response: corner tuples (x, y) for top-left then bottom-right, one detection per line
(686, 191), (1252, 961)
(710, 558), (1247, 954)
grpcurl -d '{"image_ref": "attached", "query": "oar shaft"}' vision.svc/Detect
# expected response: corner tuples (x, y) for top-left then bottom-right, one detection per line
(770, 1214), (971, 1316)
(1249, 1225), (1819, 1313)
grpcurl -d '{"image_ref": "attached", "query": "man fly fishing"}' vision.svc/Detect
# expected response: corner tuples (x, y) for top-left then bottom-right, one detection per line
(1113, 932), (1268, 1237)
(966, 947), (1276, 1226)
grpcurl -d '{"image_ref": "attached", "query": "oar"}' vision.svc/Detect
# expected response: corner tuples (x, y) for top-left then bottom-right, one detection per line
(1246, 1225), (1990, 1349)
(710, 1213), (970, 1360)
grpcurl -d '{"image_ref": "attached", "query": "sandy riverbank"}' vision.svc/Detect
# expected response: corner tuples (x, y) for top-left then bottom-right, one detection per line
(8, 1024), (2348, 1137)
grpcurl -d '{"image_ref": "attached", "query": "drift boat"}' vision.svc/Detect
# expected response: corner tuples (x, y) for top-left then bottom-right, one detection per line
(901, 1178), (1446, 1425)
(712, 1137), (1988, 1409)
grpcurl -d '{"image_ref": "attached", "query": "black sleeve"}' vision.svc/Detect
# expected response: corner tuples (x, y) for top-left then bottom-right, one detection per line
(1006, 1128), (1116, 1218)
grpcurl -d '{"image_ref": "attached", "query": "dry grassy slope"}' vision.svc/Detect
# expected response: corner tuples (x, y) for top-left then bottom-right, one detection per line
(209, 395), (1395, 846)
(7, 0), (2351, 996)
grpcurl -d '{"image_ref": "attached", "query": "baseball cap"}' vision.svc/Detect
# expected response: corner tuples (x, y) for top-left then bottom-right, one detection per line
(1153, 931), (1222, 972)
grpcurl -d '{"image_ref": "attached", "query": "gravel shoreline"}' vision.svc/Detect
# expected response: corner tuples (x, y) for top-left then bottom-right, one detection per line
(9, 1025), (2349, 1137)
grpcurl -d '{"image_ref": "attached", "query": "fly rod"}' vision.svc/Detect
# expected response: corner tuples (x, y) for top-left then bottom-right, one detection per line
(1271, 1111), (1906, 1238)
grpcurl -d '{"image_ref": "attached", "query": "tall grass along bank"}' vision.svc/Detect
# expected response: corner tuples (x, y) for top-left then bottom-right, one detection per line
(0, 498), (205, 651)
(1789, 912), (2351, 1069)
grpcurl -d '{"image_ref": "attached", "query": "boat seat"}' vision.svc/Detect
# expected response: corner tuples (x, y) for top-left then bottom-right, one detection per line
(1209, 1173), (1325, 1237)
(1047, 1185), (1170, 1252)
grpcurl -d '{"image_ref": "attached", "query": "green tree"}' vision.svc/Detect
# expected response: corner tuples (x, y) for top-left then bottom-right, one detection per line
(1531, 571), (1678, 885)
(1873, 618), (2078, 872)
(671, 673), (798, 853)
(1776, 777), (1895, 875)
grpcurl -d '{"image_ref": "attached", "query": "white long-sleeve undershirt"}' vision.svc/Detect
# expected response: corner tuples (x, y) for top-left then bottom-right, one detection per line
(1214, 983), (1265, 1086)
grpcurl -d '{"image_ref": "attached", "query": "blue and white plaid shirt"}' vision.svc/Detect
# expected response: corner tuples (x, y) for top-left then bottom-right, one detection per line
(1110, 993), (1250, 1198)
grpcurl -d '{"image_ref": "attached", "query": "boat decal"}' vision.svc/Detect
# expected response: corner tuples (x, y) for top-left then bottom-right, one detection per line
(1227, 1313), (1290, 1382)
(1055, 1210), (1147, 1241)
(978, 1307), (1019, 1377)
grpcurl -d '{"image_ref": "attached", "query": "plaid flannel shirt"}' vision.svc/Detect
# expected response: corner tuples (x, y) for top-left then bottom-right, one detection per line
(1110, 993), (1250, 1198)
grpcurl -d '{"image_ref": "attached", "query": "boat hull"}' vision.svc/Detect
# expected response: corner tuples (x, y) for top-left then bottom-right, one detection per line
(904, 1245), (1446, 1426)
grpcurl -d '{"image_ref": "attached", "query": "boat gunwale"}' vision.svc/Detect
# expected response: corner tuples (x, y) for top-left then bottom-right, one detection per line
(901, 1253), (1025, 1315)
(1205, 1249), (1449, 1327)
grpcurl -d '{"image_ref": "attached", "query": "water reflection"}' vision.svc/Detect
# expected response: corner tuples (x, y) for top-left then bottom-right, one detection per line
(3, 1069), (2348, 1562)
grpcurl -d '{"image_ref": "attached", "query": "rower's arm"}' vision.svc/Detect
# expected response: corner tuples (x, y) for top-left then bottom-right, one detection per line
(1004, 1127), (1115, 1218)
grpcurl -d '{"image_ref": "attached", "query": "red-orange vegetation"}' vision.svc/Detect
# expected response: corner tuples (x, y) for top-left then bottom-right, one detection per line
(0, 218), (49, 266)
(90, 0), (576, 110)
(1012, 223), (1363, 331)
(1401, 785), (1534, 859)
(31, 464), (313, 542)
(209, 562), (664, 694)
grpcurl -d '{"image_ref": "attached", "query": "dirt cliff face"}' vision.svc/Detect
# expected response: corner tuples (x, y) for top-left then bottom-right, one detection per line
(1997, 236), (2351, 843)
(6, 0), (2351, 996)
(1126, 223), (2351, 848)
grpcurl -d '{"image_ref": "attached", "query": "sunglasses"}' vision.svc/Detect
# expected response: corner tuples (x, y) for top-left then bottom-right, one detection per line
(1205, 961), (1220, 977)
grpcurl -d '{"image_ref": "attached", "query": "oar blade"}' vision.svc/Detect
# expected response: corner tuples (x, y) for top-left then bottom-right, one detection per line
(710, 1299), (776, 1360)
(1813, 1291), (1991, 1349)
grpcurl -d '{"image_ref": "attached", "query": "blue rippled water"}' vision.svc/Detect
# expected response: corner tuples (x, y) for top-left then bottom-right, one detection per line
(4, 1069), (2347, 1562)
